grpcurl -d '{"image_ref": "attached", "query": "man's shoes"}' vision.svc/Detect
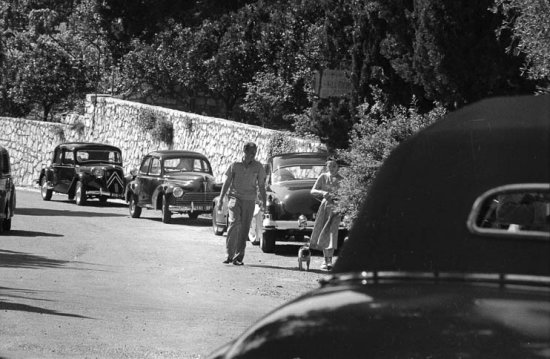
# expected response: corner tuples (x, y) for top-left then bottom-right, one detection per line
(233, 260), (244, 266)
(222, 258), (232, 264)
(320, 262), (328, 270)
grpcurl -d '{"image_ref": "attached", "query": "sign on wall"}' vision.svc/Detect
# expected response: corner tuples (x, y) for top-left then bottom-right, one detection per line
(313, 69), (352, 98)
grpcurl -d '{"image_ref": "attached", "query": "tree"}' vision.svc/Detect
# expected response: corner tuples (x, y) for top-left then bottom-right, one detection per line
(492, 0), (550, 86)
(11, 38), (88, 120)
(336, 91), (446, 224)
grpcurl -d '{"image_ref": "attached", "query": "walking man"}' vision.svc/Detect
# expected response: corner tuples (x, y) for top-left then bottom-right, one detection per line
(218, 142), (266, 265)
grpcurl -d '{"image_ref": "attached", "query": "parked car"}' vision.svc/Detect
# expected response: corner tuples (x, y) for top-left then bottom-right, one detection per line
(126, 150), (221, 223)
(212, 152), (348, 253)
(0, 145), (15, 233)
(207, 95), (550, 359)
(37, 142), (125, 205)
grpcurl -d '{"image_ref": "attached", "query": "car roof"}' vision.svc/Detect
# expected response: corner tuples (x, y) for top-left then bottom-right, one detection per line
(335, 94), (550, 276)
(56, 142), (122, 152)
(270, 152), (329, 167)
(146, 150), (209, 160)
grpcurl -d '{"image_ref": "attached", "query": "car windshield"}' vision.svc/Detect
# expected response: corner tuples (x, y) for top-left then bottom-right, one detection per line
(271, 165), (325, 183)
(163, 157), (211, 174)
(76, 149), (122, 164)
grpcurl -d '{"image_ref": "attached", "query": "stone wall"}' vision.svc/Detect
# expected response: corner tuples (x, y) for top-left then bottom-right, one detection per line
(0, 95), (323, 186)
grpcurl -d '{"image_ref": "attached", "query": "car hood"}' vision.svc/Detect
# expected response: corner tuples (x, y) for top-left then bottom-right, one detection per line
(164, 172), (217, 191)
(77, 163), (123, 173)
(269, 180), (319, 215)
(210, 274), (550, 359)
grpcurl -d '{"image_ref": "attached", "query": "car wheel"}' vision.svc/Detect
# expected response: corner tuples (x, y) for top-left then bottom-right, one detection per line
(2, 218), (11, 232)
(129, 195), (142, 218)
(99, 196), (108, 204)
(337, 231), (348, 252)
(40, 177), (52, 201)
(212, 207), (225, 236)
(75, 181), (87, 206)
(260, 231), (277, 253)
(161, 195), (171, 224)
(188, 212), (199, 220)
(3, 205), (12, 232)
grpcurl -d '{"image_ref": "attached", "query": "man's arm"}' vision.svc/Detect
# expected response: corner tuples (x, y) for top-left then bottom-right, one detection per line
(218, 165), (233, 209)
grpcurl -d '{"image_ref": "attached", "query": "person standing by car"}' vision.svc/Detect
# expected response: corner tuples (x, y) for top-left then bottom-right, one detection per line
(218, 142), (267, 265)
(310, 160), (343, 270)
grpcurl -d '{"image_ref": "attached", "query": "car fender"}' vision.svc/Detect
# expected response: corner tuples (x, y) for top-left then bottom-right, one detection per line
(152, 185), (169, 210)
(37, 168), (51, 185)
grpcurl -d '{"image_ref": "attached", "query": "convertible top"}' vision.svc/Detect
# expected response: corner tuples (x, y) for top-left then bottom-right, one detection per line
(335, 95), (550, 276)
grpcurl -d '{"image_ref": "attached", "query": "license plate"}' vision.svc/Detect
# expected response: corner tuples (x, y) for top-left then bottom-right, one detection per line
(194, 205), (211, 211)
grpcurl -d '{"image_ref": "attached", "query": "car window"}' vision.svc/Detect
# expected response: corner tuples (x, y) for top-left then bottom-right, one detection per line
(163, 157), (211, 174)
(139, 157), (151, 174)
(63, 150), (74, 165)
(76, 149), (122, 164)
(272, 165), (325, 183)
(468, 184), (550, 238)
(149, 158), (161, 175)
(54, 149), (63, 165)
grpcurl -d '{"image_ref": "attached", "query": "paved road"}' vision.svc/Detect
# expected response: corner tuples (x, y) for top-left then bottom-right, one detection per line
(1, 189), (331, 359)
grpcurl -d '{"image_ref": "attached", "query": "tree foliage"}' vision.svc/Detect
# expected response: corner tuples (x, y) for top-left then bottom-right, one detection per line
(336, 90), (447, 224)
(492, 0), (550, 85)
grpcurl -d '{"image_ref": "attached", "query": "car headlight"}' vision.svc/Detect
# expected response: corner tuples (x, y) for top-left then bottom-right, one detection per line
(92, 168), (104, 178)
(298, 214), (308, 228)
(173, 186), (184, 197)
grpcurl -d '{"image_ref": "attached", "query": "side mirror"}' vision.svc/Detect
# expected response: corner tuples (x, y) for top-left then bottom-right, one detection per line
(129, 168), (138, 177)
(467, 183), (550, 240)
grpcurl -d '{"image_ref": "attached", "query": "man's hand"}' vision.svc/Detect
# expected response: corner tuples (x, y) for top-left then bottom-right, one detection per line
(217, 198), (224, 210)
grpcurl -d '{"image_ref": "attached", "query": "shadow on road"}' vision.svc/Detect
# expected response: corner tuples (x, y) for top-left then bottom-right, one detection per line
(142, 216), (212, 227)
(2, 229), (63, 237)
(0, 300), (91, 319)
(0, 249), (69, 268)
(55, 200), (127, 208)
(16, 207), (126, 217)
(246, 263), (329, 274)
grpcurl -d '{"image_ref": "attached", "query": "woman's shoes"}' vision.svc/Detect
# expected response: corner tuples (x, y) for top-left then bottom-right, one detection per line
(320, 257), (333, 271)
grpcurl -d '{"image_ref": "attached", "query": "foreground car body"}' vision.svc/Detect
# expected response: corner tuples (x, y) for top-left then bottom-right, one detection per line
(37, 142), (125, 205)
(208, 95), (550, 358)
(0, 145), (15, 233)
(126, 150), (220, 223)
(212, 152), (348, 253)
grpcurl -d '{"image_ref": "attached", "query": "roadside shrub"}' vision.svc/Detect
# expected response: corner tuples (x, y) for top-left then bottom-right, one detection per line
(151, 118), (174, 145)
(137, 108), (157, 130)
(51, 126), (66, 142)
(336, 96), (447, 226)
(70, 120), (86, 136)
(267, 132), (296, 158)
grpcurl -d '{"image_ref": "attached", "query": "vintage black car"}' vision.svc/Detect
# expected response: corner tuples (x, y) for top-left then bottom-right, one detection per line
(0, 145), (16, 233)
(212, 152), (348, 253)
(207, 95), (550, 358)
(37, 142), (125, 205)
(126, 150), (220, 223)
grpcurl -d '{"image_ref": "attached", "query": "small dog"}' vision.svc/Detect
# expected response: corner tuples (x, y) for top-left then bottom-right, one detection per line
(297, 245), (311, 271)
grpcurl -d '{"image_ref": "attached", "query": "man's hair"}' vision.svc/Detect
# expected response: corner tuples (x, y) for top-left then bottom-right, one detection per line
(243, 142), (257, 152)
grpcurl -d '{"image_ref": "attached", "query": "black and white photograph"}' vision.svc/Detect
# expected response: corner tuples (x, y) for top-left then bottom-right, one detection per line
(1, 0), (549, 358)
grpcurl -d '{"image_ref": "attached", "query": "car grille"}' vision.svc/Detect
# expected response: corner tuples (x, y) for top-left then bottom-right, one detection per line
(173, 192), (219, 206)
(103, 169), (125, 194)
